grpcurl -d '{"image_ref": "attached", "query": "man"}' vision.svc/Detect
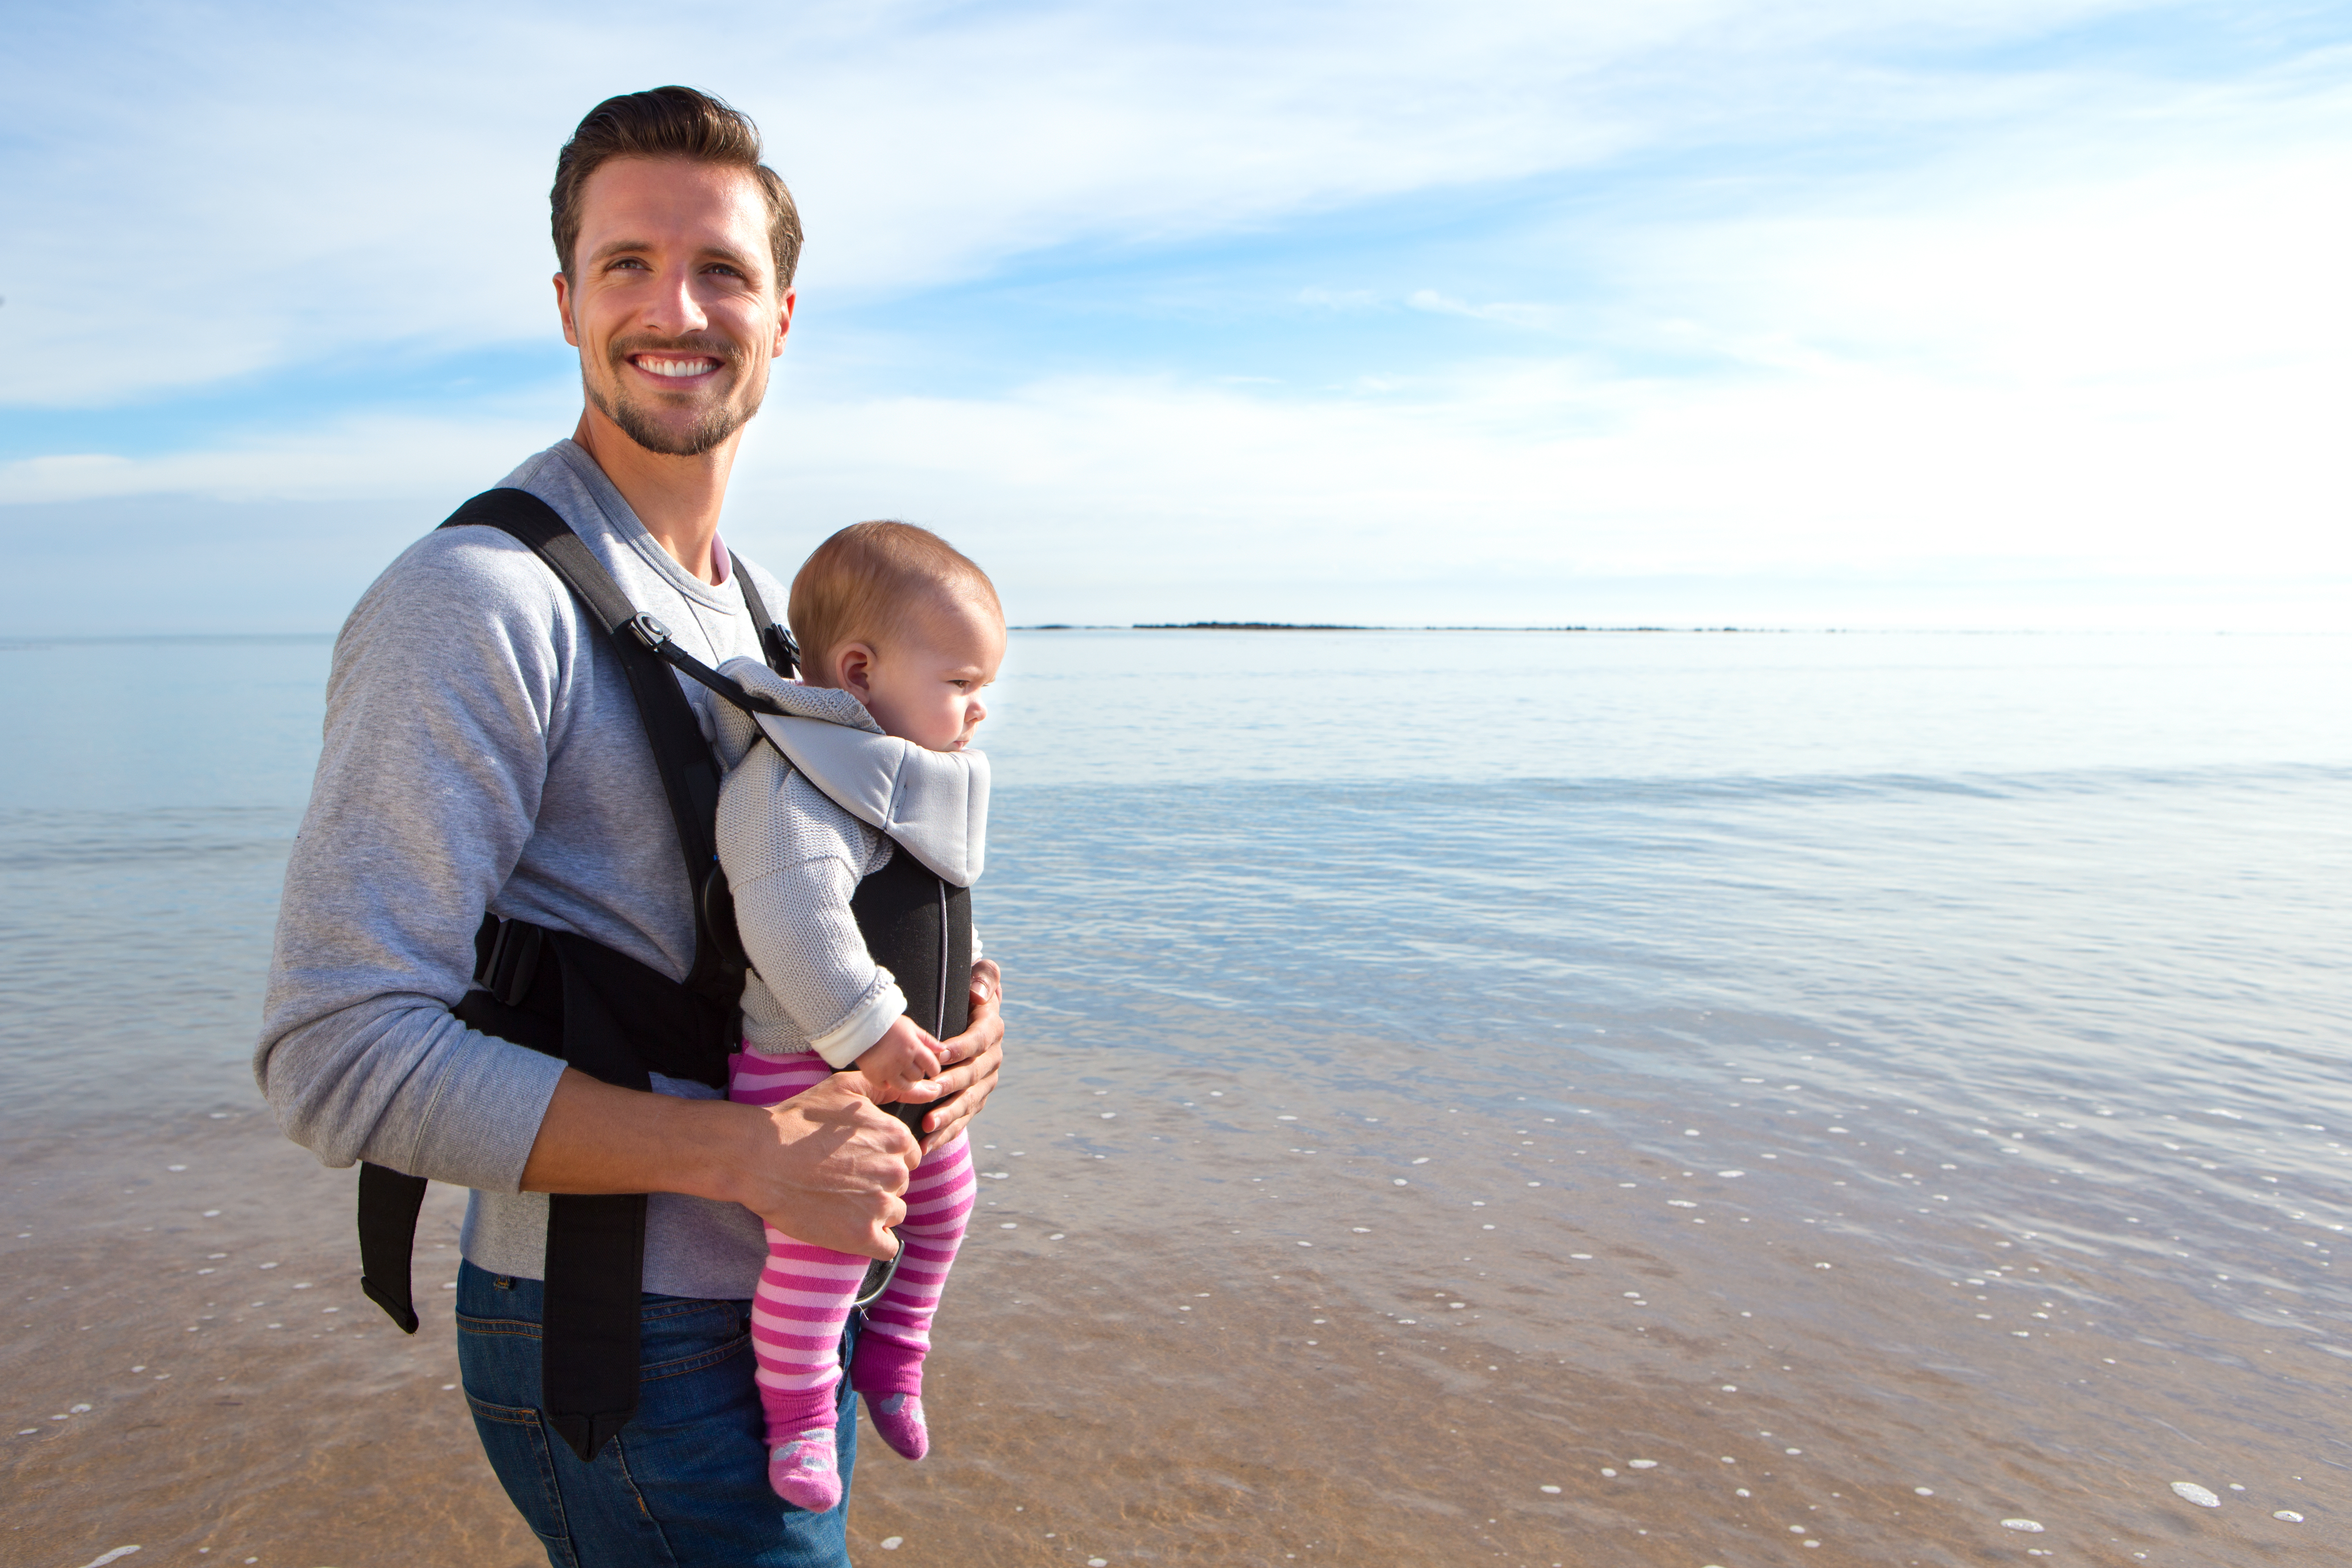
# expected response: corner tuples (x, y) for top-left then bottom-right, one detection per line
(256, 87), (1004, 1566)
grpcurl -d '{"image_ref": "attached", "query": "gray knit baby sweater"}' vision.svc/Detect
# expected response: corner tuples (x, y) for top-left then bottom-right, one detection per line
(710, 659), (989, 1068)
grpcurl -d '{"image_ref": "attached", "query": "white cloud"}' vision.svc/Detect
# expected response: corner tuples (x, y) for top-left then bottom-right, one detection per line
(22, 323), (2332, 629)
(1406, 290), (1559, 329)
(0, 403), (574, 507)
(718, 359), (2344, 592)
(1605, 95), (2352, 387)
(5, 0), (2346, 628)
(2, 0), (2179, 405)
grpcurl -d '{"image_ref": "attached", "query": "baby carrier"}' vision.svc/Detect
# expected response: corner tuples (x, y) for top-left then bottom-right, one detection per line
(355, 487), (980, 1462)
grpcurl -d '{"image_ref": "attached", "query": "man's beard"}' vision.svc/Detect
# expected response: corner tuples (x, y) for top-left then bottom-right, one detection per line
(587, 335), (764, 458)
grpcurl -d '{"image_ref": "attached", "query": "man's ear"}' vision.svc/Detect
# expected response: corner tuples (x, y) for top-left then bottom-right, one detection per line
(772, 287), (796, 361)
(555, 272), (579, 347)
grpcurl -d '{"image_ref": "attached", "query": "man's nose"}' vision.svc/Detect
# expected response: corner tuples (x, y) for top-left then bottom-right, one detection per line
(640, 264), (711, 336)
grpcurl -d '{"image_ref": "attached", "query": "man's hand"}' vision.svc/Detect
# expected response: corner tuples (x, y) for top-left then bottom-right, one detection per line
(898, 958), (1005, 1151)
(729, 1073), (919, 1257)
(519, 1067), (919, 1259)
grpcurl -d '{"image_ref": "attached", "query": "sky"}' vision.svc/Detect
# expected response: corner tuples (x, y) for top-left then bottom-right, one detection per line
(3, 0), (2348, 631)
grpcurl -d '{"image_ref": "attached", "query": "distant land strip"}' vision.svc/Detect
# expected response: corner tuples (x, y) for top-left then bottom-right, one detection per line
(1135, 620), (1367, 631)
(1019, 622), (1831, 633)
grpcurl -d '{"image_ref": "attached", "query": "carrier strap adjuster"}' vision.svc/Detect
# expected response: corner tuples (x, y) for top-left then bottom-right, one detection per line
(477, 917), (546, 1009)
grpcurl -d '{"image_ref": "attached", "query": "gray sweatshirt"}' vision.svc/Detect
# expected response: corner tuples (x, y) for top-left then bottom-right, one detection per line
(256, 439), (785, 1298)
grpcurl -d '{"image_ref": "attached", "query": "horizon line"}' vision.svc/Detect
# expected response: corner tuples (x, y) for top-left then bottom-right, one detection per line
(0, 624), (2330, 650)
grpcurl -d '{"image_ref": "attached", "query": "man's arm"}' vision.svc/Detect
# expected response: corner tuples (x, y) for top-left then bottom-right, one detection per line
(265, 526), (902, 1222)
(523, 956), (1001, 1246)
(259, 529), (580, 1193)
(520, 1070), (917, 1258)
(260, 522), (959, 1254)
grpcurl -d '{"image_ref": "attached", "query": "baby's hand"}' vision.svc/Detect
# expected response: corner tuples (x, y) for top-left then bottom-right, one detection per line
(853, 1014), (945, 1102)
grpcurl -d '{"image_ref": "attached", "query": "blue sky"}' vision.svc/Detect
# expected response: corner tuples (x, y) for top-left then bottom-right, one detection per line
(4, 0), (2348, 630)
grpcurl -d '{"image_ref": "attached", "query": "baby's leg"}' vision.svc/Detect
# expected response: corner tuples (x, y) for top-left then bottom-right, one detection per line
(728, 1053), (864, 1509)
(851, 1130), (975, 1459)
(747, 1225), (864, 1508)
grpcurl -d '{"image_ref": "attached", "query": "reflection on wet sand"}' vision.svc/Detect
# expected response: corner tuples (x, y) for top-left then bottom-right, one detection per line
(9, 1044), (2338, 1568)
(5, 1112), (534, 1567)
(854, 1058), (2339, 1567)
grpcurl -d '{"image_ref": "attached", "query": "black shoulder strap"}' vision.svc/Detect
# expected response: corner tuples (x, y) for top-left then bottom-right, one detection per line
(438, 487), (741, 1002)
(731, 559), (802, 678)
(363, 489), (794, 1461)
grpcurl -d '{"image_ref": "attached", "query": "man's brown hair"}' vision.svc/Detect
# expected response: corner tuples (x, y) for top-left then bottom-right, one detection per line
(551, 86), (804, 290)
(790, 522), (1003, 681)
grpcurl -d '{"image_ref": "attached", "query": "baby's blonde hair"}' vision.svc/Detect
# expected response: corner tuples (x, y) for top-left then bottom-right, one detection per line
(788, 521), (1001, 679)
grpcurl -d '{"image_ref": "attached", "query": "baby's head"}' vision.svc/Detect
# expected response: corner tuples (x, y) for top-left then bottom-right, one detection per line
(789, 521), (1004, 753)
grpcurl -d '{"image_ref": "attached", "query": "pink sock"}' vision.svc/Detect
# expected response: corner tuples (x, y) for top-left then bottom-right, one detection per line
(849, 1332), (926, 1400)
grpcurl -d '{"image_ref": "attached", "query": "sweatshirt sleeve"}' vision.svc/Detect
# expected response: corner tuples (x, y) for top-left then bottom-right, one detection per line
(716, 745), (906, 1068)
(253, 529), (576, 1189)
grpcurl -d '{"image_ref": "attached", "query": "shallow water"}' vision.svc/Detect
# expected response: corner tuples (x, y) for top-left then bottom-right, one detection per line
(4, 629), (2347, 1566)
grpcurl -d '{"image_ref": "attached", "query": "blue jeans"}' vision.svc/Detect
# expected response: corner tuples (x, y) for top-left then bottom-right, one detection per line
(455, 1260), (859, 1568)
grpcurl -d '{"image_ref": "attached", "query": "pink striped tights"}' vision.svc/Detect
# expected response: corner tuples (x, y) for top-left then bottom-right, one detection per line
(726, 1051), (975, 1503)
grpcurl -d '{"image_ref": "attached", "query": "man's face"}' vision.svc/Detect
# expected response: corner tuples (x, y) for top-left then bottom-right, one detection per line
(555, 157), (793, 458)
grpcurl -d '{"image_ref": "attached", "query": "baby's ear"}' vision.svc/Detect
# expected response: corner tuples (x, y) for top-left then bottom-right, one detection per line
(834, 641), (878, 695)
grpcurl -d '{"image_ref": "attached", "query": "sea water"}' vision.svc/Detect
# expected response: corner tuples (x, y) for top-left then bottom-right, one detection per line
(3, 628), (2346, 1565)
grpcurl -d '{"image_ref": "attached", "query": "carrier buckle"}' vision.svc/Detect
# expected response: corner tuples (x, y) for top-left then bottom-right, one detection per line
(478, 917), (546, 1009)
(850, 1230), (904, 1310)
(762, 622), (801, 679)
(625, 612), (672, 652)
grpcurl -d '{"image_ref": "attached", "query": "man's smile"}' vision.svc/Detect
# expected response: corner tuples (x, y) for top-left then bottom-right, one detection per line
(629, 353), (723, 381)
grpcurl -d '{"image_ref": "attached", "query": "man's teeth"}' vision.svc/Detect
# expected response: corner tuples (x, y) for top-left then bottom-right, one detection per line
(638, 357), (716, 378)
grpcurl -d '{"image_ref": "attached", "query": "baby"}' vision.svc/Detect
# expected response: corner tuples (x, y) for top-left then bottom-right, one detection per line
(710, 520), (1002, 1511)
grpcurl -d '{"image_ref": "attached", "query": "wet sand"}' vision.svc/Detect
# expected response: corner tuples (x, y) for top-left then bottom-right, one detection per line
(8, 1025), (2340, 1568)
(5, 1108), (531, 1566)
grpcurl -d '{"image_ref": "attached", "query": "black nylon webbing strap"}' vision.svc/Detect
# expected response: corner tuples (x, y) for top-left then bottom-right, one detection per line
(440, 488), (741, 1004)
(450, 919), (735, 1458)
(353, 910), (531, 1339)
(356, 1163), (429, 1333)
(353, 488), (786, 1463)
(732, 562), (801, 677)
(448, 968), (647, 1460)
(539, 929), (657, 1464)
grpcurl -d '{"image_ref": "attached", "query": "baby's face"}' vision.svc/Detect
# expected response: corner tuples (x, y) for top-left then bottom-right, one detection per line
(854, 594), (1004, 752)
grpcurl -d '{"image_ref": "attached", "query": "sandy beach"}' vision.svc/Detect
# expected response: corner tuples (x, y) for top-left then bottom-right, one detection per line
(10, 1028), (2337, 1568)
